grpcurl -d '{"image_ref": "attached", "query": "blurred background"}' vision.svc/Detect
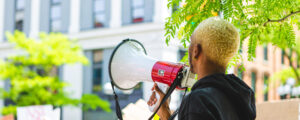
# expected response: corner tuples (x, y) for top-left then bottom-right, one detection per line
(0, 0), (299, 120)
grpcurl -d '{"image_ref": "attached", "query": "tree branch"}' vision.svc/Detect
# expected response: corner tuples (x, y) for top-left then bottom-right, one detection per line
(263, 10), (300, 26)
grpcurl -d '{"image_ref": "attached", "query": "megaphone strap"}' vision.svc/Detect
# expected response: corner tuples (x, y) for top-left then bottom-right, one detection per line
(111, 82), (123, 120)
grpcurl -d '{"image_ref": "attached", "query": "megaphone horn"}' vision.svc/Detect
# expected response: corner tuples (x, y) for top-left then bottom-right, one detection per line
(108, 39), (195, 119)
(109, 39), (195, 90)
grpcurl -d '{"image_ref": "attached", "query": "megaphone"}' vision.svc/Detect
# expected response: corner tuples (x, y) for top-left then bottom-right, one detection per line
(109, 39), (195, 90)
(108, 39), (195, 117)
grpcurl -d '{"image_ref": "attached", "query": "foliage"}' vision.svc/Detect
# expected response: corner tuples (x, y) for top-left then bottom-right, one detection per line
(165, 0), (300, 62)
(270, 37), (300, 87)
(0, 31), (111, 115)
(271, 68), (300, 86)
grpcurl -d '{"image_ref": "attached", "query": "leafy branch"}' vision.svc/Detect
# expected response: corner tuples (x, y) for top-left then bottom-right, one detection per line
(264, 10), (300, 26)
(165, 0), (299, 64)
(284, 49), (300, 83)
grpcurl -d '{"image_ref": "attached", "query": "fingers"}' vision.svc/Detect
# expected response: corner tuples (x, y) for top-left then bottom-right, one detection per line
(148, 83), (167, 107)
(151, 83), (158, 91)
(147, 91), (157, 106)
(154, 83), (165, 97)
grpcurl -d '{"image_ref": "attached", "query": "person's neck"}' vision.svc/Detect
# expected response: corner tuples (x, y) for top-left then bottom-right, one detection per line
(196, 62), (225, 80)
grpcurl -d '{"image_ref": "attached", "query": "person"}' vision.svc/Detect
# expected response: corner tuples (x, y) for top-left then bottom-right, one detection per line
(147, 17), (256, 120)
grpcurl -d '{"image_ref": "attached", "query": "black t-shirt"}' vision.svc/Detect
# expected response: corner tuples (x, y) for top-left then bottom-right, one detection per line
(177, 73), (256, 120)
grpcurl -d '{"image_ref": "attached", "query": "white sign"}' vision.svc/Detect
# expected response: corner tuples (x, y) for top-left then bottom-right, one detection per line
(17, 105), (60, 120)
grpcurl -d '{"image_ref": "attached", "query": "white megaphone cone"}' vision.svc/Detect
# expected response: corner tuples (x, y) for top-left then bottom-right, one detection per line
(109, 39), (156, 90)
(109, 39), (195, 112)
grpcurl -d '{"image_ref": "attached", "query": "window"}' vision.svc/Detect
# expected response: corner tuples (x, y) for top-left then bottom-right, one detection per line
(15, 0), (25, 31)
(178, 49), (187, 62)
(50, 0), (62, 32)
(237, 68), (243, 80)
(264, 75), (269, 101)
(251, 72), (256, 92)
(92, 50), (103, 93)
(263, 45), (268, 61)
(93, 0), (106, 28)
(281, 50), (285, 65)
(131, 0), (145, 23)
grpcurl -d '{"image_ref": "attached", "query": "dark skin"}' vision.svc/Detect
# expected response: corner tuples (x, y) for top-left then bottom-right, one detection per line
(147, 34), (226, 120)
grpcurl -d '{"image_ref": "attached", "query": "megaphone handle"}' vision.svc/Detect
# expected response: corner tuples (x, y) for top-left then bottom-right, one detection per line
(148, 83), (168, 112)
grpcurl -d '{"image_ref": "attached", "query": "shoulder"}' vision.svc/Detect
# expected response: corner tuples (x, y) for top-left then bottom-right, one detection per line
(179, 88), (211, 111)
(189, 87), (219, 101)
(178, 87), (218, 120)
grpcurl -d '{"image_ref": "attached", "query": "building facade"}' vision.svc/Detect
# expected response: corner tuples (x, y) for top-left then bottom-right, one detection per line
(0, 0), (184, 120)
(0, 0), (298, 120)
(234, 38), (300, 103)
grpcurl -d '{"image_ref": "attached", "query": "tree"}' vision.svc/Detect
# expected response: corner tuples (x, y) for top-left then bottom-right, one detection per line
(165, 0), (300, 86)
(0, 31), (111, 115)
(271, 37), (300, 98)
(165, 0), (299, 62)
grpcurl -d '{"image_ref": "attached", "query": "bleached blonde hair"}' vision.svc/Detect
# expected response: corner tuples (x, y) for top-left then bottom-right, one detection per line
(192, 17), (240, 67)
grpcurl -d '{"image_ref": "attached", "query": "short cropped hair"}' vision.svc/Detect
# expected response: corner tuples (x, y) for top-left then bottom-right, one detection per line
(192, 17), (240, 67)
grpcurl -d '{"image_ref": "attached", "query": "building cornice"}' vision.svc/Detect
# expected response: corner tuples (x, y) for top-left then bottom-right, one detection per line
(68, 22), (165, 41)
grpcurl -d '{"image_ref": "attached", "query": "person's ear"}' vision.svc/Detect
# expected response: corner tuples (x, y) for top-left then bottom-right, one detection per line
(193, 44), (202, 59)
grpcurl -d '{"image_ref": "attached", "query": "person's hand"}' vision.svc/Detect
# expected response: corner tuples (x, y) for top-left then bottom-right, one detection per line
(147, 83), (171, 120)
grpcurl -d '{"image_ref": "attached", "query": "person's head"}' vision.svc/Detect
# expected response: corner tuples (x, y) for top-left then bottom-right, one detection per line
(188, 17), (240, 75)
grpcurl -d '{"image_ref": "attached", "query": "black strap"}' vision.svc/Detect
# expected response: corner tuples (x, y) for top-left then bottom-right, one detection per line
(148, 72), (183, 120)
(111, 81), (123, 120)
(168, 108), (179, 120)
(168, 88), (188, 120)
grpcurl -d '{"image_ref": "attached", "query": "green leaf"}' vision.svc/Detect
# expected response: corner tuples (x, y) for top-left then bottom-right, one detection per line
(0, 31), (111, 115)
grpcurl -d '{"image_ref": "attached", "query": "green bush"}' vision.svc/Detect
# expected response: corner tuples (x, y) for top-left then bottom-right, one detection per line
(0, 31), (111, 115)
